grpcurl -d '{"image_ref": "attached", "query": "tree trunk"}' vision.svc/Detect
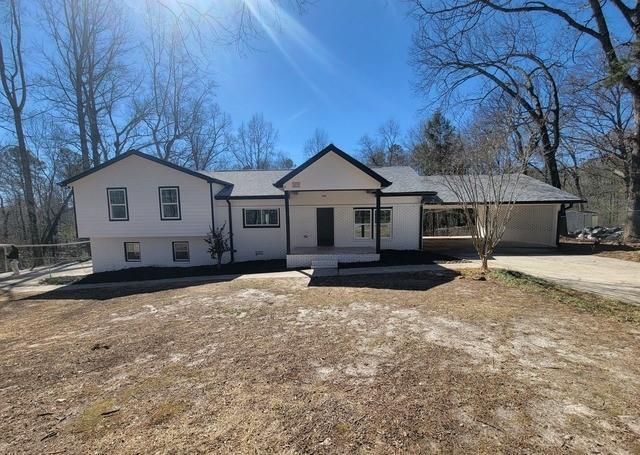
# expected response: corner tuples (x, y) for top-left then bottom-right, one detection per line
(626, 96), (640, 242)
(14, 115), (39, 247)
(480, 255), (489, 273)
(74, 68), (90, 170)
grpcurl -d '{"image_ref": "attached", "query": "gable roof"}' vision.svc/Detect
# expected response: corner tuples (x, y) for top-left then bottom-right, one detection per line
(421, 174), (585, 204)
(58, 149), (232, 187)
(273, 144), (392, 188)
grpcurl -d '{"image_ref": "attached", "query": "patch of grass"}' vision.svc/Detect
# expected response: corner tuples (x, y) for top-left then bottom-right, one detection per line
(489, 269), (640, 324)
(71, 398), (121, 433)
(149, 400), (189, 426)
(40, 275), (83, 285)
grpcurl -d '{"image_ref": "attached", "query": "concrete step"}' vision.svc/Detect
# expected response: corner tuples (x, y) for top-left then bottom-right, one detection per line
(311, 260), (338, 269)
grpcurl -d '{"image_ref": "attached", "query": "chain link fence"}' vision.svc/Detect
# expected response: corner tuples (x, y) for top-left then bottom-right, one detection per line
(0, 241), (91, 273)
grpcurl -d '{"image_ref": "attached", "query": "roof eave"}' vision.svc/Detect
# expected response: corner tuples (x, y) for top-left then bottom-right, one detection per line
(58, 150), (233, 187)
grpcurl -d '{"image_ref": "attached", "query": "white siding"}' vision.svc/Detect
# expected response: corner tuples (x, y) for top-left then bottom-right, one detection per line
(501, 204), (559, 246)
(289, 191), (421, 251)
(91, 237), (214, 272)
(282, 151), (381, 191)
(72, 154), (220, 238)
(213, 198), (287, 263)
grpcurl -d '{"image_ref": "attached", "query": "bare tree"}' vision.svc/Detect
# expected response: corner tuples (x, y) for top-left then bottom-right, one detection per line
(231, 113), (280, 169)
(442, 111), (533, 272)
(358, 119), (409, 166)
(186, 103), (233, 170)
(410, 0), (640, 242)
(411, 9), (564, 188)
(41, 0), (127, 168)
(0, 0), (39, 246)
(303, 128), (329, 157)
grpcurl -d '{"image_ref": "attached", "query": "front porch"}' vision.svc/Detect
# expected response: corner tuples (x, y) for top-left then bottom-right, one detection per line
(286, 246), (379, 269)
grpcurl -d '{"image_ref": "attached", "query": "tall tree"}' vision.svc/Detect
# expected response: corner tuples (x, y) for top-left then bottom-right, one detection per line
(41, 0), (127, 169)
(0, 0), (39, 245)
(358, 119), (409, 166)
(409, 110), (463, 174)
(303, 128), (329, 157)
(231, 113), (280, 169)
(410, 0), (640, 242)
(410, 9), (564, 188)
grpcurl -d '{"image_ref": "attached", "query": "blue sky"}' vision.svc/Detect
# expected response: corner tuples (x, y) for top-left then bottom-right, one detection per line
(211, 0), (426, 164)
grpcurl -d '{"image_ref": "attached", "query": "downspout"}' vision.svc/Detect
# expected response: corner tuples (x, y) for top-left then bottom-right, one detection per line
(209, 183), (216, 231)
(226, 199), (234, 263)
(71, 187), (79, 239)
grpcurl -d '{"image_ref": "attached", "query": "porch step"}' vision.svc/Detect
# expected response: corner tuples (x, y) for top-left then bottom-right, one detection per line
(311, 259), (338, 269)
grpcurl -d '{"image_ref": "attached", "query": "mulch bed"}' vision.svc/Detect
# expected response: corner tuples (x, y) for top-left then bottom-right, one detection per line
(75, 260), (289, 284)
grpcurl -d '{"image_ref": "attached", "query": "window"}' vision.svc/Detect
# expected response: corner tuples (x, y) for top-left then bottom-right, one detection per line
(107, 188), (128, 221)
(354, 209), (372, 239)
(172, 241), (190, 262)
(159, 187), (181, 220)
(124, 242), (141, 262)
(377, 208), (393, 239)
(354, 208), (393, 239)
(243, 208), (280, 228)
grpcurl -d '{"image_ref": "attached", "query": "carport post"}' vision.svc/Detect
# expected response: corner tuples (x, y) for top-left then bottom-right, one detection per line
(375, 190), (381, 254)
(285, 191), (291, 255)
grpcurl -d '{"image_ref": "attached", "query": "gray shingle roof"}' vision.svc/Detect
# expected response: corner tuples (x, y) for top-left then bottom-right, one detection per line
(373, 166), (436, 194)
(421, 174), (584, 204)
(201, 167), (583, 204)
(200, 169), (288, 198)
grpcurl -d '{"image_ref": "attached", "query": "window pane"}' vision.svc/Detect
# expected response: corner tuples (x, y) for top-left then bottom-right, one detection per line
(173, 242), (189, 261)
(161, 188), (178, 203)
(125, 243), (140, 261)
(245, 210), (259, 225)
(111, 205), (127, 219)
(377, 209), (391, 224)
(380, 224), (391, 238)
(354, 224), (371, 239)
(163, 204), (179, 218)
(354, 210), (371, 224)
(262, 209), (278, 225)
(109, 189), (125, 204)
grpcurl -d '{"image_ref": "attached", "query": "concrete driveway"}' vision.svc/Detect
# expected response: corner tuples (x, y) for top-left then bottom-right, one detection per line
(489, 252), (640, 305)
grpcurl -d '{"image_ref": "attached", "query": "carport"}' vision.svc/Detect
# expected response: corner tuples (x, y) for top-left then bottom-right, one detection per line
(419, 175), (585, 252)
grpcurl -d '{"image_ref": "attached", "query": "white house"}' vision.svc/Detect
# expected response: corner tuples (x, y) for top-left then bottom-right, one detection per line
(60, 144), (583, 272)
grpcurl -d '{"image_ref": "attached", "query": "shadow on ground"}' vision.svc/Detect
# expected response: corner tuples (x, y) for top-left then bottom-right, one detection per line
(309, 267), (460, 291)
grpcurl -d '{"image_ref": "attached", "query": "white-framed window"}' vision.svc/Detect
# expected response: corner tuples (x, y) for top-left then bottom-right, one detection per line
(243, 208), (280, 228)
(377, 208), (393, 239)
(172, 241), (190, 262)
(107, 188), (128, 221)
(354, 209), (372, 239)
(353, 208), (392, 239)
(159, 186), (181, 220)
(124, 242), (141, 262)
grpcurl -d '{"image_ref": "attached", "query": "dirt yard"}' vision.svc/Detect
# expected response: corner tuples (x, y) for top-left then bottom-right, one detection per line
(1, 271), (639, 454)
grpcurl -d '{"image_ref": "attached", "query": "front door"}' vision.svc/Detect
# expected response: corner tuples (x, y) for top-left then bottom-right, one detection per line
(316, 208), (334, 246)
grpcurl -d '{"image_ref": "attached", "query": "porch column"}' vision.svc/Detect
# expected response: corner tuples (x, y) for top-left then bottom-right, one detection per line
(284, 191), (291, 255)
(375, 190), (381, 254)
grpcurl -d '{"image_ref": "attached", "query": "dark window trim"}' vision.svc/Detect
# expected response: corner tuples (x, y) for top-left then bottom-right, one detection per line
(124, 241), (141, 262)
(158, 186), (181, 220)
(107, 187), (129, 221)
(353, 207), (393, 240)
(172, 241), (190, 262)
(242, 208), (281, 228)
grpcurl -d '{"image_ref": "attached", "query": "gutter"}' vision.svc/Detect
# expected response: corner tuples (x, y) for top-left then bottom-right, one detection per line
(226, 199), (234, 263)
